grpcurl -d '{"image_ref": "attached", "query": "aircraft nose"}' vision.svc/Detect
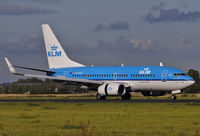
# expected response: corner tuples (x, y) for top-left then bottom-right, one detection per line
(190, 80), (195, 85)
(186, 76), (195, 86)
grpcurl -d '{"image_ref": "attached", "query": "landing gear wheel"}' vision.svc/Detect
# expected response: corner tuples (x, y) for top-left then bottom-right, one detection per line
(121, 92), (131, 100)
(171, 94), (177, 100)
(96, 93), (106, 100)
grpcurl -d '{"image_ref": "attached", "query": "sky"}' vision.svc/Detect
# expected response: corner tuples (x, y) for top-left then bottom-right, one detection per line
(1, 0), (200, 82)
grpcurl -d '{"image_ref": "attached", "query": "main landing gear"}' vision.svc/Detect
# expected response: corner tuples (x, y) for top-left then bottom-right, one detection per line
(96, 93), (106, 100)
(96, 92), (131, 100)
(121, 92), (131, 100)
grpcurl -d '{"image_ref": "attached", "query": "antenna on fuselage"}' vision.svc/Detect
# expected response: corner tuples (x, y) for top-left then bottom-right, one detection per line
(160, 62), (163, 67)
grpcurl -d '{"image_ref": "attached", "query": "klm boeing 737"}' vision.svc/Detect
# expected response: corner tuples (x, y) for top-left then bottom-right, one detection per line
(5, 24), (195, 100)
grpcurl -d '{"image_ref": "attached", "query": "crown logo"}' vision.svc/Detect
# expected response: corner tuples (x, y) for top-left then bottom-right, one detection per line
(51, 45), (58, 51)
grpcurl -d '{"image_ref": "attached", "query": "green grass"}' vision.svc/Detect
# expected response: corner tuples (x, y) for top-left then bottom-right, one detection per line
(0, 102), (200, 136)
(0, 93), (200, 100)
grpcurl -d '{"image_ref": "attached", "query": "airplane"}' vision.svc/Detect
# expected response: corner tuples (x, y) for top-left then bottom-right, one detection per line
(5, 24), (195, 100)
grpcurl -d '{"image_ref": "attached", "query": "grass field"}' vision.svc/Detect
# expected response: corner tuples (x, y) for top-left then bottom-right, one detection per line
(0, 102), (200, 136)
(0, 93), (200, 100)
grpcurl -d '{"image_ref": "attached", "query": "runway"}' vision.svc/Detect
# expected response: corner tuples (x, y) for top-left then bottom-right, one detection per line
(0, 99), (200, 103)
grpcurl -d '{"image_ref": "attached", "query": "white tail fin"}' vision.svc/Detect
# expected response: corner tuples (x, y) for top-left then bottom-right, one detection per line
(42, 24), (84, 68)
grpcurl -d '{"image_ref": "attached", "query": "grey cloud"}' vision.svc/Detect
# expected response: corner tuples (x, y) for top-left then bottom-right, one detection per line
(0, 0), (62, 5)
(64, 37), (159, 66)
(108, 21), (130, 31)
(23, 0), (63, 5)
(96, 37), (157, 52)
(0, 35), (47, 82)
(66, 36), (200, 69)
(0, 3), (57, 16)
(68, 36), (157, 56)
(94, 21), (130, 32)
(130, 39), (157, 51)
(94, 23), (106, 32)
(0, 35), (43, 54)
(145, 8), (200, 23)
(151, 2), (165, 11)
(178, 38), (193, 49)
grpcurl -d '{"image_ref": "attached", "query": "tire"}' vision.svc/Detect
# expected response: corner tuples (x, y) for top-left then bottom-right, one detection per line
(96, 93), (106, 100)
(171, 95), (177, 100)
(121, 92), (131, 100)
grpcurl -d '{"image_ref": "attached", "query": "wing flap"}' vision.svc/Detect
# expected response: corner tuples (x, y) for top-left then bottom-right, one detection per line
(13, 65), (56, 74)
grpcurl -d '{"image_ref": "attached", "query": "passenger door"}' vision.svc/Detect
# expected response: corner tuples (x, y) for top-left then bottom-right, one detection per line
(64, 71), (69, 77)
(113, 73), (118, 80)
(162, 70), (168, 82)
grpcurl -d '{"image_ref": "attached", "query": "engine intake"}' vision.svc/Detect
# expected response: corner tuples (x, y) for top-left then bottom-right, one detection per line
(98, 83), (126, 96)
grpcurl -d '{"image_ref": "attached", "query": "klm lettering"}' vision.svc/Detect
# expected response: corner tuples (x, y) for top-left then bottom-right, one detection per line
(48, 51), (61, 57)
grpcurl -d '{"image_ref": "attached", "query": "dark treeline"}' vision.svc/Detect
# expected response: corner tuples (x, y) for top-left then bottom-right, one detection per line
(0, 69), (200, 94)
(0, 78), (87, 94)
(183, 69), (200, 93)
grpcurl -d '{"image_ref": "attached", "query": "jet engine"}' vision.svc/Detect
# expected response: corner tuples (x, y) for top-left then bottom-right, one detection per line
(141, 91), (167, 96)
(98, 83), (126, 96)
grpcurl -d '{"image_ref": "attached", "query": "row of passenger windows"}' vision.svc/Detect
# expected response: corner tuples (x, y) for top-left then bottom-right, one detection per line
(71, 73), (186, 78)
(72, 74), (155, 78)
(174, 73), (187, 76)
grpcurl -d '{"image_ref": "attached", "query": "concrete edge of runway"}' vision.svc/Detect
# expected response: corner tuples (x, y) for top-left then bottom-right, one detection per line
(0, 99), (200, 103)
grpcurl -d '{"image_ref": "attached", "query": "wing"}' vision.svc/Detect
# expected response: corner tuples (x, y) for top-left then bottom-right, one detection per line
(13, 65), (56, 74)
(5, 57), (103, 85)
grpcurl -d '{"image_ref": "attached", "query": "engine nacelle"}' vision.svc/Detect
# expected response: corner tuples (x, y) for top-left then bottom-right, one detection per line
(98, 83), (126, 96)
(141, 91), (167, 96)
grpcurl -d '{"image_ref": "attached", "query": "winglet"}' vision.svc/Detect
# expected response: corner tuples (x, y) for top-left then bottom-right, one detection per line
(5, 57), (18, 74)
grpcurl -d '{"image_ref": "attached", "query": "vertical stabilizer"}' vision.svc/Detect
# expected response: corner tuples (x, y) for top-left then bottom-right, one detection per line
(42, 24), (84, 68)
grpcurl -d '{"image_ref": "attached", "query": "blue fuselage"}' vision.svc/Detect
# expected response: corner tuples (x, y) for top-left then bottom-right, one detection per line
(49, 66), (194, 82)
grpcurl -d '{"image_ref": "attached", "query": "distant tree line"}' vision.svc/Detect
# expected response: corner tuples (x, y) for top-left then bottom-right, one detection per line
(0, 78), (87, 94)
(183, 69), (200, 93)
(0, 69), (200, 94)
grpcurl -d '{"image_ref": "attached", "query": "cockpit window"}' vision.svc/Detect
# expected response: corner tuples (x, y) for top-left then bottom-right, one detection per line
(174, 73), (186, 76)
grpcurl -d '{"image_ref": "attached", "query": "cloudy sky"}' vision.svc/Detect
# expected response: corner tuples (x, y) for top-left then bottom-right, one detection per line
(1, 0), (200, 82)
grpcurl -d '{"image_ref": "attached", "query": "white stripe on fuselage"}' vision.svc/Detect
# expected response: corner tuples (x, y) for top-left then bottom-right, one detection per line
(101, 80), (194, 91)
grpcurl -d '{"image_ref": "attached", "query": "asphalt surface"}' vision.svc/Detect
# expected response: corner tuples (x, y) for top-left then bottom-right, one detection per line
(0, 99), (200, 103)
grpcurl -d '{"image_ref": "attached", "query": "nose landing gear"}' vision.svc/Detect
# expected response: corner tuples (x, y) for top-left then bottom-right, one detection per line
(171, 90), (181, 100)
(171, 94), (177, 100)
